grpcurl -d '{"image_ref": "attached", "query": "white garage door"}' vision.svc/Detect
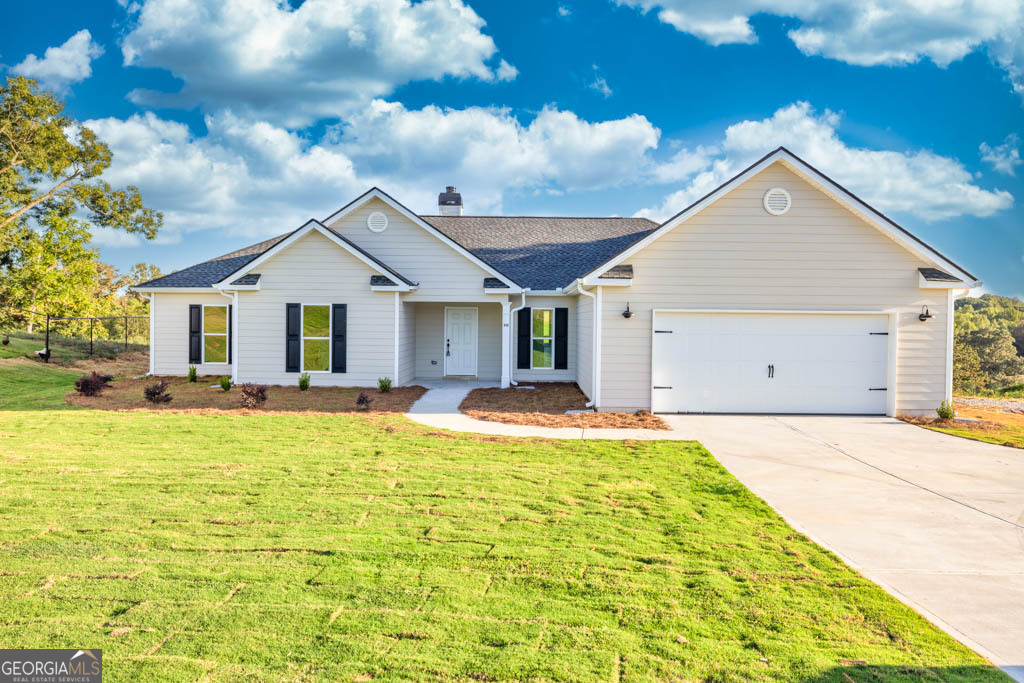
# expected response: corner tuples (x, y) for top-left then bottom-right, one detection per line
(651, 312), (890, 414)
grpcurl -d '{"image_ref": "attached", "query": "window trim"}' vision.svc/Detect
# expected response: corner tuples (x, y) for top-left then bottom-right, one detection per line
(301, 303), (332, 374)
(531, 307), (555, 370)
(202, 304), (229, 365)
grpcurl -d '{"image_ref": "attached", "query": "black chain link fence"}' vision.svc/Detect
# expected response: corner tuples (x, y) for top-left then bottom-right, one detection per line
(1, 307), (148, 364)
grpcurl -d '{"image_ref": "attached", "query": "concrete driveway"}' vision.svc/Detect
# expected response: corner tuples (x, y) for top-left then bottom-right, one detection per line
(661, 414), (1024, 678)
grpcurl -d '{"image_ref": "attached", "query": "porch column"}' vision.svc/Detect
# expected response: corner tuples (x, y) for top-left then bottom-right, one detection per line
(500, 299), (511, 388)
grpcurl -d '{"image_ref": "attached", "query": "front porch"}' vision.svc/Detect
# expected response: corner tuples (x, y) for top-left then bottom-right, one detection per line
(402, 300), (512, 387)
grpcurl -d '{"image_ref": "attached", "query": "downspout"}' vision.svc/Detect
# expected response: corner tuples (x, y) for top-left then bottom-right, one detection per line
(575, 280), (598, 409)
(216, 289), (238, 384)
(508, 289), (529, 386)
(394, 291), (400, 386)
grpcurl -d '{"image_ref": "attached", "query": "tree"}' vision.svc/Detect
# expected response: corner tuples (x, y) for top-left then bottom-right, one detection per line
(962, 327), (1024, 389)
(953, 340), (988, 394)
(0, 76), (161, 322)
(1012, 324), (1024, 358)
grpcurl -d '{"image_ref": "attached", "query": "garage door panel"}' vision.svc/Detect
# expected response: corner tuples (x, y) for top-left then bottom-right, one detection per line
(652, 312), (889, 414)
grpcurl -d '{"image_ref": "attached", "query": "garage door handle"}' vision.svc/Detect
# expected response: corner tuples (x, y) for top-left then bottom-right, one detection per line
(869, 387), (887, 391)
(768, 364), (774, 379)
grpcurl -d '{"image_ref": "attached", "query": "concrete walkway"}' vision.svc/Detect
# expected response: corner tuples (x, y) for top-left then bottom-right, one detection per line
(406, 380), (691, 440)
(663, 414), (1024, 679)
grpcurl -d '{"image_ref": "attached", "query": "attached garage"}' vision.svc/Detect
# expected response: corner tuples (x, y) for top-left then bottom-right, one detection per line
(651, 311), (893, 415)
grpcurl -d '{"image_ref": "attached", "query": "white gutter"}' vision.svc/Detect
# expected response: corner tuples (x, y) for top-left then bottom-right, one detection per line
(393, 291), (400, 385)
(140, 293), (154, 376)
(216, 289), (238, 384)
(508, 289), (529, 386)
(575, 280), (599, 409)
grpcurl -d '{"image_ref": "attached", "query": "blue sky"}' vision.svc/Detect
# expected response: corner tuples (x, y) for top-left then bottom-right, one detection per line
(2, 0), (1022, 295)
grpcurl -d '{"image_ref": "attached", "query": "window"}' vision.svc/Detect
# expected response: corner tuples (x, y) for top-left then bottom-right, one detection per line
(302, 304), (331, 372)
(531, 308), (554, 369)
(203, 305), (228, 364)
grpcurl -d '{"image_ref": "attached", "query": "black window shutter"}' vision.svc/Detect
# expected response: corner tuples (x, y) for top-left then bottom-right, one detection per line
(228, 304), (233, 364)
(516, 307), (531, 370)
(332, 304), (347, 373)
(188, 305), (202, 364)
(554, 307), (569, 370)
(285, 303), (300, 372)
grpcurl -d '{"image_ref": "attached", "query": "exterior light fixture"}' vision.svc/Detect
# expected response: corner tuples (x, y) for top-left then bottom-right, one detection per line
(622, 303), (633, 319)
(919, 306), (933, 322)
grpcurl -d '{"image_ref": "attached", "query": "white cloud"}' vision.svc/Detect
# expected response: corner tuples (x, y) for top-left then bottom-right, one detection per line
(637, 102), (1014, 222)
(558, 5), (572, 17)
(84, 103), (660, 244)
(615, 1), (1024, 100)
(119, 0), (516, 127)
(980, 134), (1022, 176)
(588, 65), (613, 97)
(11, 30), (104, 92)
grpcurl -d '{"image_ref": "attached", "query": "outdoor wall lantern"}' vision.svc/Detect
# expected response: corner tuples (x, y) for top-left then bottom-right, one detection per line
(919, 305), (933, 322)
(622, 303), (633, 319)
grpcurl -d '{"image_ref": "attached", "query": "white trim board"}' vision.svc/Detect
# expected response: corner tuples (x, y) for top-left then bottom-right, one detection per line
(322, 188), (522, 292)
(581, 148), (980, 288)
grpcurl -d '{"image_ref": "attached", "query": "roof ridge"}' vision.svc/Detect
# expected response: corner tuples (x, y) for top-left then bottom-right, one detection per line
(421, 215), (655, 221)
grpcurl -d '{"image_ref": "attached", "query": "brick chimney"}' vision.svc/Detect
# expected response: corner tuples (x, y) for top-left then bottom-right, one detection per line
(438, 185), (463, 216)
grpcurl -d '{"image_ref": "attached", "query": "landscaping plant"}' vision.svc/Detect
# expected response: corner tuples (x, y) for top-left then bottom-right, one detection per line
(219, 376), (231, 392)
(298, 372), (311, 391)
(73, 371), (113, 397)
(377, 376), (392, 393)
(240, 383), (267, 409)
(187, 365), (197, 383)
(356, 390), (373, 410)
(937, 400), (956, 421)
(143, 379), (172, 404)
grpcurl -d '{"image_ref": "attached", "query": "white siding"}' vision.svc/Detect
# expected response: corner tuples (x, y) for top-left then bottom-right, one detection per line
(398, 300), (416, 385)
(236, 230), (395, 386)
(327, 198), (496, 301)
(413, 302), (503, 380)
(598, 163), (949, 416)
(151, 292), (234, 376)
(512, 296), (577, 383)
(576, 294), (594, 399)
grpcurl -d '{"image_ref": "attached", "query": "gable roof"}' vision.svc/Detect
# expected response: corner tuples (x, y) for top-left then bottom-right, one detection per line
(421, 216), (656, 290)
(322, 187), (521, 290)
(133, 233), (292, 289)
(580, 147), (980, 287)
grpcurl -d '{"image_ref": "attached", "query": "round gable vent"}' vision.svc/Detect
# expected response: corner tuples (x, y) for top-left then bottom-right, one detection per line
(763, 187), (791, 215)
(366, 211), (388, 233)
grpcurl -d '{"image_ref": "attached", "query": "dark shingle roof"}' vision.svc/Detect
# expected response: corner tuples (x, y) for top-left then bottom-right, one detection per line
(136, 233), (291, 288)
(919, 267), (963, 283)
(600, 264), (633, 279)
(483, 277), (509, 289)
(231, 273), (261, 286)
(421, 216), (657, 290)
(370, 275), (397, 286)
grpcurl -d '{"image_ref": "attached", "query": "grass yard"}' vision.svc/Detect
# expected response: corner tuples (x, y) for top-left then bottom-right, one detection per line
(907, 400), (1024, 450)
(0, 363), (1006, 681)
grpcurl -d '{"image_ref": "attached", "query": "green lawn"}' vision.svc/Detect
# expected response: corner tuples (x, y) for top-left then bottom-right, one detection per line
(0, 363), (1005, 681)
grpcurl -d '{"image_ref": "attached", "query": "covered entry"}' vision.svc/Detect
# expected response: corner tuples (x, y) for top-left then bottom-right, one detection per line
(651, 311), (892, 414)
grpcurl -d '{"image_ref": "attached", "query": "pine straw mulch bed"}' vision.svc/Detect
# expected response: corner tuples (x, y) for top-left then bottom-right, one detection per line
(65, 375), (427, 414)
(459, 382), (668, 430)
(66, 351), (150, 378)
(900, 400), (1024, 450)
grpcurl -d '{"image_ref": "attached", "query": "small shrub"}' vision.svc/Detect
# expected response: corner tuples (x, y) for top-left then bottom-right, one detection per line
(937, 400), (956, 421)
(74, 371), (114, 397)
(377, 376), (392, 393)
(356, 390), (373, 410)
(240, 383), (268, 409)
(219, 376), (231, 392)
(298, 372), (311, 391)
(144, 379), (173, 404)
(1, 334), (8, 345)
(187, 365), (198, 383)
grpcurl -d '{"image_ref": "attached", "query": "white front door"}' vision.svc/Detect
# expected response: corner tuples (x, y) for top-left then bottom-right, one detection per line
(651, 312), (890, 414)
(445, 307), (478, 376)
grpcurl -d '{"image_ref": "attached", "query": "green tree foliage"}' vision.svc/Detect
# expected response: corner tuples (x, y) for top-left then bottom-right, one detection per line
(953, 340), (987, 394)
(954, 294), (1024, 392)
(0, 76), (161, 325)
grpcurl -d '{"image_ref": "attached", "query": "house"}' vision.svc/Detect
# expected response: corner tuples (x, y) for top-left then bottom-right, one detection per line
(133, 147), (980, 416)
